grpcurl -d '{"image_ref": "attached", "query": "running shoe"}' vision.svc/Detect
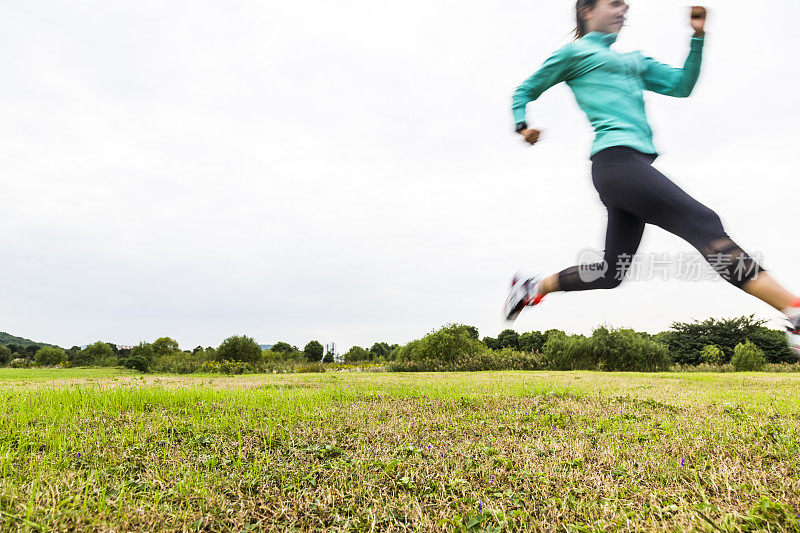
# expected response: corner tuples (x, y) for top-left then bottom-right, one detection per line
(784, 297), (800, 358)
(503, 272), (545, 322)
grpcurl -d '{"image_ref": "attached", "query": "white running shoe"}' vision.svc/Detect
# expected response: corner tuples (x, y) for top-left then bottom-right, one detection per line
(784, 299), (800, 359)
(503, 272), (545, 322)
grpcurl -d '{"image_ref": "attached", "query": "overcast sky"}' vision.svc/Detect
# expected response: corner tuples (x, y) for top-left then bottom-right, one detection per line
(1, 1), (798, 352)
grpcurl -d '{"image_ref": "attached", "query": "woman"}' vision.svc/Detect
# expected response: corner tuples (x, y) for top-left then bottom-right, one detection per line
(503, 0), (800, 354)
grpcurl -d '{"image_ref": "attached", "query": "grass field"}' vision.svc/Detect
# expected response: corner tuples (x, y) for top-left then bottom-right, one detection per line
(1, 369), (799, 531)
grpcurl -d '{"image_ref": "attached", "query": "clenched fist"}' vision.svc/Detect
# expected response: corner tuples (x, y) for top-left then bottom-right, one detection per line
(519, 128), (542, 146)
(691, 6), (706, 36)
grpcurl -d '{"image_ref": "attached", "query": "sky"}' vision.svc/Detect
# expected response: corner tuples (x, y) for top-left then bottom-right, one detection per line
(1, 1), (798, 352)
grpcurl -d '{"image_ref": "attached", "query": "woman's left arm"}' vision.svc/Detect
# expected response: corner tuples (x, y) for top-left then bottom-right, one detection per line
(640, 6), (707, 98)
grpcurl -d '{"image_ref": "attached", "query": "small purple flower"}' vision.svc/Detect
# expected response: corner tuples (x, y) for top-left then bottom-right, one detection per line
(680, 458), (685, 468)
(490, 475), (495, 484)
(439, 452), (444, 458)
(477, 500), (484, 513)
(77, 453), (81, 458)
(427, 444), (432, 451)
(378, 395), (381, 399)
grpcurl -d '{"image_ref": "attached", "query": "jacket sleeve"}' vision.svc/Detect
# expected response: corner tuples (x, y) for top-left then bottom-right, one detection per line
(639, 36), (704, 98)
(512, 44), (578, 124)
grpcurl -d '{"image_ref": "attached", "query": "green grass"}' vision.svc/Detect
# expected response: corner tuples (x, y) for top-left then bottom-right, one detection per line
(0, 367), (138, 382)
(1, 370), (799, 531)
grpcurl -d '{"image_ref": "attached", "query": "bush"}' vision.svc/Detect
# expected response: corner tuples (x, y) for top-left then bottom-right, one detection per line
(699, 344), (724, 366)
(396, 323), (485, 363)
(660, 314), (793, 365)
(216, 335), (262, 363)
(304, 341), (324, 362)
(590, 326), (672, 372)
(542, 332), (596, 370)
(388, 348), (545, 372)
(9, 358), (30, 368)
(152, 352), (205, 374)
(731, 340), (766, 372)
(124, 342), (155, 373)
(298, 362), (326, 373)
(73, 341), (114, 366)
(34, 346), (66, 366)
(0, 346), (11, 366)
(343, 346), (370, 362)
(200, 360), (260, 374)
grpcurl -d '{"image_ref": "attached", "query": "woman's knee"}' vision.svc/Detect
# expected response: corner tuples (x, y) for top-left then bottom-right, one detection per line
(695, 206), (725, 237)
(700, 234), (766, 289)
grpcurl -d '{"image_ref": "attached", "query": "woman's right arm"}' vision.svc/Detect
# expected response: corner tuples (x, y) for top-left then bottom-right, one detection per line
(512, 44), (578, 131)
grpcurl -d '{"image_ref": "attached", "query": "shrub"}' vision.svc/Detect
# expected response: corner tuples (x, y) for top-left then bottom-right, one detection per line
(152, 352), (204, 374)
(304, 341), (324, 362)
(200, 360), (259, 374)
(343, 346), (370, 362)
(34, 346), (66, 366)
(298, 362), (326, 373)
(661, 314), (792, 365)
(0, 346), (11, 366)
(590, 326), (672, 372)
(216, 335), (262, 363)
(542, 332), (596, 370)
(731, 339), (766, 372)
(397, 323), (485, 363)
(124, 342), (155, 373)
(388, 348), (546, 372)
(74, 342), (114, 366)
(699, 344), (724, 366)
(9, 358), (30, 368)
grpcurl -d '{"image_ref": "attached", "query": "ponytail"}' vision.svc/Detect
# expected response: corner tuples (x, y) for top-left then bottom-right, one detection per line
(574, 0), (599, 40)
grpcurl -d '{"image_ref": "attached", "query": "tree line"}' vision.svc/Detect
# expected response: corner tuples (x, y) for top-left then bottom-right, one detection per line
(0, 313), (796, 373)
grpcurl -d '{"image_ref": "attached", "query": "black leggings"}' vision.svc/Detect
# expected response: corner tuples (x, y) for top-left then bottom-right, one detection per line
(557, 146), (765, 291)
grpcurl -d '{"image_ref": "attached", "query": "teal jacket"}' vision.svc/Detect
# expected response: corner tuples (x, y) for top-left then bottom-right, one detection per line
(512, 31), (704, 156)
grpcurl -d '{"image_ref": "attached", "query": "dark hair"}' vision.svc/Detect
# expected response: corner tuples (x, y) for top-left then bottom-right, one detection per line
(574, 0), (600, 40)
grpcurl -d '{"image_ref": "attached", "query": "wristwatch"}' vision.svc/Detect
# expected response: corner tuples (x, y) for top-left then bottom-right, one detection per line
(515, 121), (528, 133)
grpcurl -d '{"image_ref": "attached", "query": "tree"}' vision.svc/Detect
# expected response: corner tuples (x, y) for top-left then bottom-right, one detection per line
(124, 342), (155, 372)
(216, 335), (262, 363)
(271, 342), (295, 354)
(589, 326), (672, 372)
(397, 323), (484, 363)
(660, 314), (792, 365)
(369, 342), (391, 359)
(699, 344), (723, 366)
(464, 326), (479, 341)
(497, 329), (520, 350)
(731, 340), (766, 372)
(152, 337), (181, 357)
(343, 346), (369, 363)
(304, 341), (324, 362)
(34, 346), (65, 366)
(482, 337), (500, 350)
(0, 345), (11, 366)
(74, 342), (114, 366)
(519, 331), (546, 353)
(322, 351), (334, 364)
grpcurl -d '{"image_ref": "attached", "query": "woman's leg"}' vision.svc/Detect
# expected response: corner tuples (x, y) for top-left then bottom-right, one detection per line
(544, 146), (796, 311)
(548, 203), (645, 292)
(741, 272), (796, 311)
(612, 173), (797, 311)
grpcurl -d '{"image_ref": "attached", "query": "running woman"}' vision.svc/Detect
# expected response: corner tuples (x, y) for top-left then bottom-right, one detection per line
(503, 0), (800, 354)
